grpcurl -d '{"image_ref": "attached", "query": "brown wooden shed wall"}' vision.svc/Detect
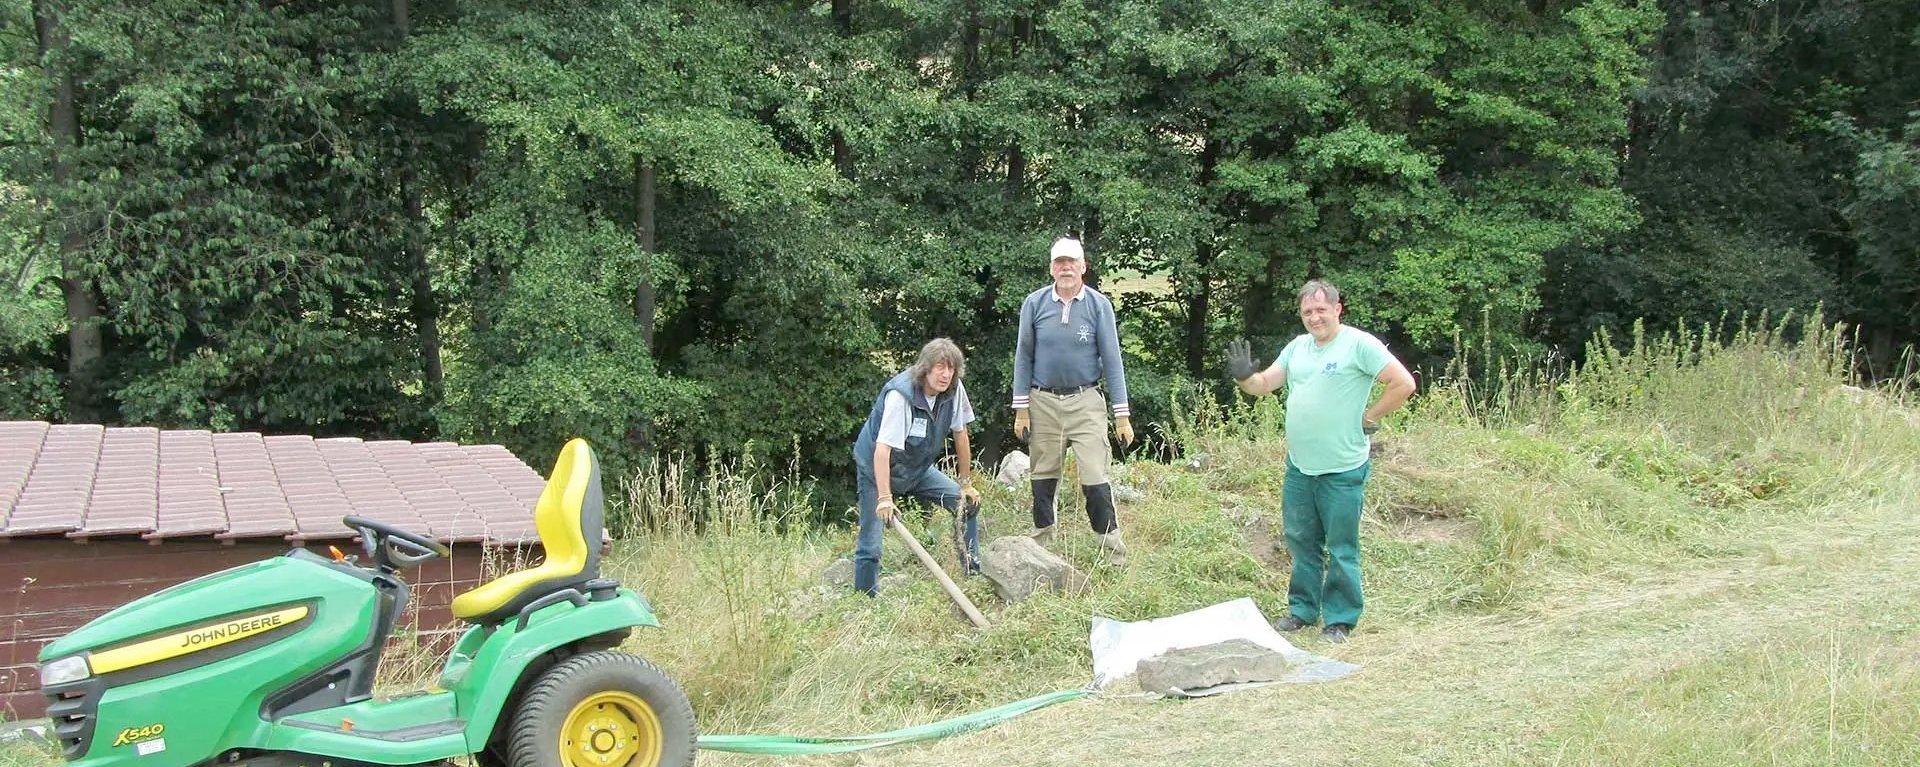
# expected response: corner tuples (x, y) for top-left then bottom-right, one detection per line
(2, 537), (500, 720)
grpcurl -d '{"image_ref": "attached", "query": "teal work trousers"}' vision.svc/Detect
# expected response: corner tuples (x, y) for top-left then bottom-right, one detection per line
(1282, 460), (1370, 627)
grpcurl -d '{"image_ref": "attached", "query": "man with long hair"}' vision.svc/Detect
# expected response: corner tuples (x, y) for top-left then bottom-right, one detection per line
(850, 338), (982, 595)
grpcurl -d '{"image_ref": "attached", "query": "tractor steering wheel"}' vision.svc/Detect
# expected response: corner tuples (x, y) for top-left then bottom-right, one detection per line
(342, 515), (451, 572)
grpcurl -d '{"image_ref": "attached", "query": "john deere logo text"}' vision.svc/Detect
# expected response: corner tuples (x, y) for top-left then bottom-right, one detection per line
(87, 605), (309, 675)
(179, 612), (286, 649)
(112, 724), (164, 747)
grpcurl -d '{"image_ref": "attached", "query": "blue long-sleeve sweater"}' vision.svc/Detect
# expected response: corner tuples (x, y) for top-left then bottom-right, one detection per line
(1011, 285), (1129, 417)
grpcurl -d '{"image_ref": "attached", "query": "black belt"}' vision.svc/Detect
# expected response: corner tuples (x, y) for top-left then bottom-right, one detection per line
(1036, 384), (1097, 396)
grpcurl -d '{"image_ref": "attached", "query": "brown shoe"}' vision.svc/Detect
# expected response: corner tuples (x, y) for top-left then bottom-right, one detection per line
(1100, 531), (1128, 566)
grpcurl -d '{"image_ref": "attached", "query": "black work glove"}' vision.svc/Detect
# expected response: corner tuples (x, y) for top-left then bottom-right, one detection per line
(1226, 338), (1257, 382)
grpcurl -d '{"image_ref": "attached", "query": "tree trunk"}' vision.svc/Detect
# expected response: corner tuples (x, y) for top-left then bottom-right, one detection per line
(403, 173), (442, 403)
(831, 0), (851, 32)
(831, 0), (855, 180)
(1184, 138), (1221, 377)
(628, 156), (660, 455)
(956, 3), (982, 178)
(1246, 250), (1288, 341)
(1005, 143), (1025, 200)
(1184, 252), (1213, 377)
(35, 0), (102, 421)
(632, 155), (657, 352)
(460, 131), (495, 335)
(960, 2), (980, 99)
(393, 0), (442, 405)
(1082, 211), (1104, 290)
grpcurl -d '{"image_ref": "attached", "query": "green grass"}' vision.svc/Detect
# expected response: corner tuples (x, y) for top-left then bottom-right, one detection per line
(1541, 620), (1920, 764)
(0, 734), (57, 767)
(6, 315), (1917, 765)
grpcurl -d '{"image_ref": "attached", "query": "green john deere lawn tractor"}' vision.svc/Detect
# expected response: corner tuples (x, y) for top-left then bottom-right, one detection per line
(33, 438), (696, 767)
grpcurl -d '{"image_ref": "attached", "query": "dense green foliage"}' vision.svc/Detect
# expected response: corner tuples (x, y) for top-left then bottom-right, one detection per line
(1542, 0), (1920, 370)
(1, 0), (1912, 488)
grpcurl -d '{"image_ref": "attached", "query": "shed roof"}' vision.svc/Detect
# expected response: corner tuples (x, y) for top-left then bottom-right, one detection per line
(0, 421), (546, 544)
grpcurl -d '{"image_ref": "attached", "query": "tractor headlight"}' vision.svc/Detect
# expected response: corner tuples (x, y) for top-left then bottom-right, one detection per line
(39, 655), (91, 686)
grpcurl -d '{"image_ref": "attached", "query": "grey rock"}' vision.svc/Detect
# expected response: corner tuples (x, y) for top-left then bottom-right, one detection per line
(778, 585), (841, 622)
(1184, 452), (1211, 472)
(979, 536), (1089, 602)
(997, 450), (1032, 487)
(1136, 639), (1292, 695)
(1113, 484), (1146, 504)
(821, 558), (855, 588)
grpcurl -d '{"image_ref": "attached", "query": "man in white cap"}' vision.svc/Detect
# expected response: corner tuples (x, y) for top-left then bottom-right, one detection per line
(1011, 235), (1134, 564)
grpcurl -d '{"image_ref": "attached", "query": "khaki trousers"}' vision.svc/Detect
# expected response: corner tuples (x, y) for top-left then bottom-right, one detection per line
(1028, 388), (1110, 486)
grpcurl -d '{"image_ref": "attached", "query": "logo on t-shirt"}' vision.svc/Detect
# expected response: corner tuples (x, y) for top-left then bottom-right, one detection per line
(1077, 324), (1093, 343)
(1323, 361), (1337, 373)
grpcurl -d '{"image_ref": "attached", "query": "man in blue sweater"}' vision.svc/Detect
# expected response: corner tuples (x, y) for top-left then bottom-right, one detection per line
(1012, 236), (1134, 564)
(851, 338), (982, 596)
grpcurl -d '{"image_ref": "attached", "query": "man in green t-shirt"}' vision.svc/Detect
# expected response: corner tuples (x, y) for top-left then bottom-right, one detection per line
(1226, 279), (1416, 643)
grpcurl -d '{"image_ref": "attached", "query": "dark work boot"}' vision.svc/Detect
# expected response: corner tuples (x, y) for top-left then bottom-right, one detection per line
(1273, 615), (1312, 632)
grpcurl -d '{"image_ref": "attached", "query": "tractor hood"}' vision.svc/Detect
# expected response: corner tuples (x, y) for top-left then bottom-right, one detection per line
(39, 554), (361, 662)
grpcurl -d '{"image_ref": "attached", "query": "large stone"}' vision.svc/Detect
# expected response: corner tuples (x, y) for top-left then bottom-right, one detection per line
(1113, 484), (1146, 504)
(1184, 452), (1211, 472)
(979, 536), (1088, 602)
(821, 558), (855, 588)
(1135, 639), (1292, 695)
(997, 450), (1032, 487)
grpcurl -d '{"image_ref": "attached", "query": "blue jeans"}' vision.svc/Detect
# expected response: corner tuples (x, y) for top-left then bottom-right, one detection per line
(854, 465), (979, 596)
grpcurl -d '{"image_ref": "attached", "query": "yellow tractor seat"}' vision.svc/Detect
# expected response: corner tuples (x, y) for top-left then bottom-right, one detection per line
(451, 438), (608, 625)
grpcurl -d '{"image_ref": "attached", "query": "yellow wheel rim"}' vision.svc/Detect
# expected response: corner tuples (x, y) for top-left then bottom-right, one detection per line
(559, 691), (664, 767)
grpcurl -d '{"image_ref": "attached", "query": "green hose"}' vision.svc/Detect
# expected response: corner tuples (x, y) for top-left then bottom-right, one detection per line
(694, 688), (1091, 756)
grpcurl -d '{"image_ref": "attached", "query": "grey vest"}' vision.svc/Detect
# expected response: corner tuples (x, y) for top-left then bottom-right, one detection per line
(852, 370), (956, 485)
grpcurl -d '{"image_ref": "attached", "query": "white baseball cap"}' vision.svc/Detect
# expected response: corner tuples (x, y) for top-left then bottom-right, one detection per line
(1050, 236), (1084, 262)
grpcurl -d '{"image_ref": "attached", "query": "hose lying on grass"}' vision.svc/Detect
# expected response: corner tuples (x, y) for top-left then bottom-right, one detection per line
(694, 688), (1090, 755)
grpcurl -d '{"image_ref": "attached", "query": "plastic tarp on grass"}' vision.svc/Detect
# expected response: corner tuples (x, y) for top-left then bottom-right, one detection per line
(1089, 598), (1361, 696)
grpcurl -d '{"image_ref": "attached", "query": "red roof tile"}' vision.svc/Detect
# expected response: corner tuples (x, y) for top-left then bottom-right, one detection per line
(0, 422), (548, 545)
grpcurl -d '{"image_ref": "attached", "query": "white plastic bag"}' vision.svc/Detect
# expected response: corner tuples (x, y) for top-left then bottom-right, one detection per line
(1088, 598), (1361, 693)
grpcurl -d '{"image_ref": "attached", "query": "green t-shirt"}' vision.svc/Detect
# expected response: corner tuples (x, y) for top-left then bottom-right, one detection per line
(1278, 326), (1393, 475)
